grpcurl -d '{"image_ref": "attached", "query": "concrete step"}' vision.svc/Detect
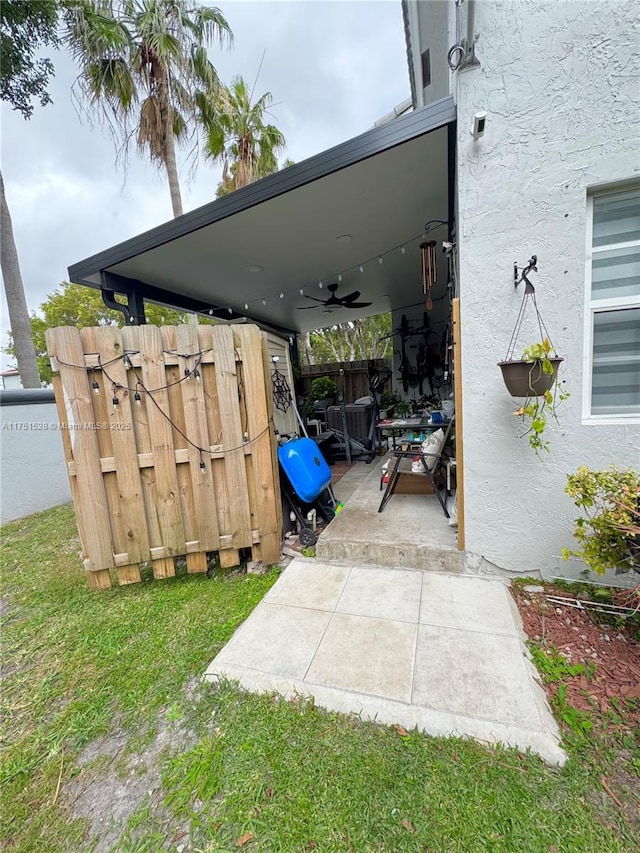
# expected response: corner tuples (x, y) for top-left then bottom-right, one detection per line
(319, 462), (463, 573)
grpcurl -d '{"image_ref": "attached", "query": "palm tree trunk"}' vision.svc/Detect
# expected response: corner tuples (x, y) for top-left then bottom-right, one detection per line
(0, 170), (41, 388)
(164, 121), (183, 217)
(156, 66), (183, 218)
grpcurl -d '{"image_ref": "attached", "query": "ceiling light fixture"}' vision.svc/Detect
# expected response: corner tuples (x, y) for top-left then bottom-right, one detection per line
(247, 264), (263, 273)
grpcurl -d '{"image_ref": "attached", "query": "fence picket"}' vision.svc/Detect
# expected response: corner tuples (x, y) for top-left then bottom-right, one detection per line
(211, 325), (252, 551)
(45, 327), (113, 580)
(47, 324), (282, 588)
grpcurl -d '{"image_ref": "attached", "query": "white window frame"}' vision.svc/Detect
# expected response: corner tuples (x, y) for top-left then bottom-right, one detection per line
(582, 187), (640, 425)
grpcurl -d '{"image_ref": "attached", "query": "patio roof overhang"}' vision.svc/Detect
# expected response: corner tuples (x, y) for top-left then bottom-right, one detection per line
(68, 96), (456, 336)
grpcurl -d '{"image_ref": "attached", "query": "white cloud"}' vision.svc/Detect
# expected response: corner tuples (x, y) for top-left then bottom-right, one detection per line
(0, 0), (408, 367)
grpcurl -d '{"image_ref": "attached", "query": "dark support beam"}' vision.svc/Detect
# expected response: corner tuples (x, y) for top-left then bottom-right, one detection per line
(96, 270), (297, 335)
(101, 271), (147, 325)
(447, 120), (457, 241)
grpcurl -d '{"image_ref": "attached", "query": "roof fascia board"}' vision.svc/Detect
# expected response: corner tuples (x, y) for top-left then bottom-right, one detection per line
(68, 96), (455, 283)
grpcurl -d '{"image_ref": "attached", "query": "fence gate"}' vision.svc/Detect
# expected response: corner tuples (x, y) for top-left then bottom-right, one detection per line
(46, 324), (282, 589)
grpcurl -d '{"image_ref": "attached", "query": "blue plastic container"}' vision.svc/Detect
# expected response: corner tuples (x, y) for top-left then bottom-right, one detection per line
(278, 438), (332, 503)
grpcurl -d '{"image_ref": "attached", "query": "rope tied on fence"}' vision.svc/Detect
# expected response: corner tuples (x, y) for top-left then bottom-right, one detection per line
(99, 355), (273, 470)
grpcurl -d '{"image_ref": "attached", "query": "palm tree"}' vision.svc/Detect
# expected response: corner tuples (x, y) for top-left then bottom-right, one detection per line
(65, 0), (232, 217)
(201, 75), (285, 196)
(0, 169), (41, 387)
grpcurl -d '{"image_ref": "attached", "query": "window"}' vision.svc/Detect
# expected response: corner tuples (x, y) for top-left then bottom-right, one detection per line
(584, 187), (640, 421)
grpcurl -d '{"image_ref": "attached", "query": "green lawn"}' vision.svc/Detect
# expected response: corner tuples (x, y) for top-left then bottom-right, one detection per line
(1, 504), (637, 852)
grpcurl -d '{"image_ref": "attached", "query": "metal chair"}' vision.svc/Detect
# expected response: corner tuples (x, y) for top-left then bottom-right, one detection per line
(378, 417), (455, 517)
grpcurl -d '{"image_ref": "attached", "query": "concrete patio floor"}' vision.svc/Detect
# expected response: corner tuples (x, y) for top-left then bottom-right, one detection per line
(317, 460), (461, 572)
(205, 558), (566, 765)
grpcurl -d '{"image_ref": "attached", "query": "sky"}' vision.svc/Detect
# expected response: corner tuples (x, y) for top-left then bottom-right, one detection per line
(1, 0), (410, 368)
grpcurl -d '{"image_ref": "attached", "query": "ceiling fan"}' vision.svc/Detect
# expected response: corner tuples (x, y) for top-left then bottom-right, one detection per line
(297, 283), (372, 311)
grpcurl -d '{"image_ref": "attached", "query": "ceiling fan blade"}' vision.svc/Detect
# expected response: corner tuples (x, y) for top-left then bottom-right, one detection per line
(344, 301), (372, 308)
(297, 304), (323, 310)
(340, 290), (361, 303)
(303, 294), (327, 304)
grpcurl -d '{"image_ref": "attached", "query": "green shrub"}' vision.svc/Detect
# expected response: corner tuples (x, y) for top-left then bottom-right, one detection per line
(562, 465), (640, 575)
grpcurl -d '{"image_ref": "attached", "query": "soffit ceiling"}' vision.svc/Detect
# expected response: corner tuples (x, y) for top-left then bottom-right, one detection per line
(73, 107), (451, 334)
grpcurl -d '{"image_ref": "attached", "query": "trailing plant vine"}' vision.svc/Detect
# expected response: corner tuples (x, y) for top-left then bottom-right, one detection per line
(513, 338), (569, 455)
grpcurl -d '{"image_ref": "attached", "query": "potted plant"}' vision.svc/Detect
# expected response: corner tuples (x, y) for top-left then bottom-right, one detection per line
(498, 257), (569, 455)
(498, 339), (564, 397)
(395, 399), (413, 418)
(508, 339), (569, 455)
(304, 376), (338, 417)
(379, 390), (400, 418)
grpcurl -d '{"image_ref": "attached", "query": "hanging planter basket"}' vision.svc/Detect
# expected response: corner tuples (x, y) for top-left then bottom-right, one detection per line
(498, 357), (563, 397)
(498, 256), (564, 397)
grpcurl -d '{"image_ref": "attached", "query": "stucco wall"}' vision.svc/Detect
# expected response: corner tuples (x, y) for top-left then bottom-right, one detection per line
(1, 397), (71, 523)
(453, 1), (640, 577)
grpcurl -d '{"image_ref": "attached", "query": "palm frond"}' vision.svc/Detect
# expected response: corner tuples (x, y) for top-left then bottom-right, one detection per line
(137, 94), (164, 162)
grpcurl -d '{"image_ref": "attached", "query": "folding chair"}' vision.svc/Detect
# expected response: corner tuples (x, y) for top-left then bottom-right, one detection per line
(378, 416), (455, 517)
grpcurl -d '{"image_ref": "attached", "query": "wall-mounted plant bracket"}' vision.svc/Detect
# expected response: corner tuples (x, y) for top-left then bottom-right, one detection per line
(514, 255), (538, 291)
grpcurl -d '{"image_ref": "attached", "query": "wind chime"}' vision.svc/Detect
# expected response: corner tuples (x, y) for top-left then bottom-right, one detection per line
(420, 240), (437, 310)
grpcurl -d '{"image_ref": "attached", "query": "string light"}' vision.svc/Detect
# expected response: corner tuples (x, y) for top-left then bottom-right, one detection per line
(134, 389), (141, 405)
(199, 456), (206, 474)
(318, 281), (323, 288)
(359, 265), (364, 273)
(401, 246), (406, 254)
(299, 288), (304, 295)
(244, 303), (249, 310)
(262, 298), (267, 305)
(227, 307), (232, 314)
(279, 292), (284, 298)
(92, 379), (100, 394)
(209, 309), (214, 315)
(378, 256), (383, 264)
(337, 274), (342, 282)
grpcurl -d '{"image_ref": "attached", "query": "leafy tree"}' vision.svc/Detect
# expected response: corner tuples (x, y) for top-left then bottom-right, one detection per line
(0, 0), (59, 119)
(65, 0), (233, 217)
(201, 74), (285, 196)
(303, 314), (392, 365)
(3, 281), (209, 384)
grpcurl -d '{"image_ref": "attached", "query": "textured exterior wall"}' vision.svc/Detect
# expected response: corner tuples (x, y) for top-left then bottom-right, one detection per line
(454, 0), (640, 577)
(1, 402), (71, 523)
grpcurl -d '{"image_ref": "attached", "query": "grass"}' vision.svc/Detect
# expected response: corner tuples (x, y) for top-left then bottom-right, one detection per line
(2, 506), (638, 852)
(1, 504), (278, 850)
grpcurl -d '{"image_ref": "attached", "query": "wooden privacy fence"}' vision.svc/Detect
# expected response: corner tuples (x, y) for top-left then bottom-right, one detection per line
(46, 323), (282, 589)
(301, 359), (391, 402)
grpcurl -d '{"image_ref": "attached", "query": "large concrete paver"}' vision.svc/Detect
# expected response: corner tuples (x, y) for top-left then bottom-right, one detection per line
(205, 558), (566, 765)
(306, 612), (417, 701)
(336, 566), (422, 622)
